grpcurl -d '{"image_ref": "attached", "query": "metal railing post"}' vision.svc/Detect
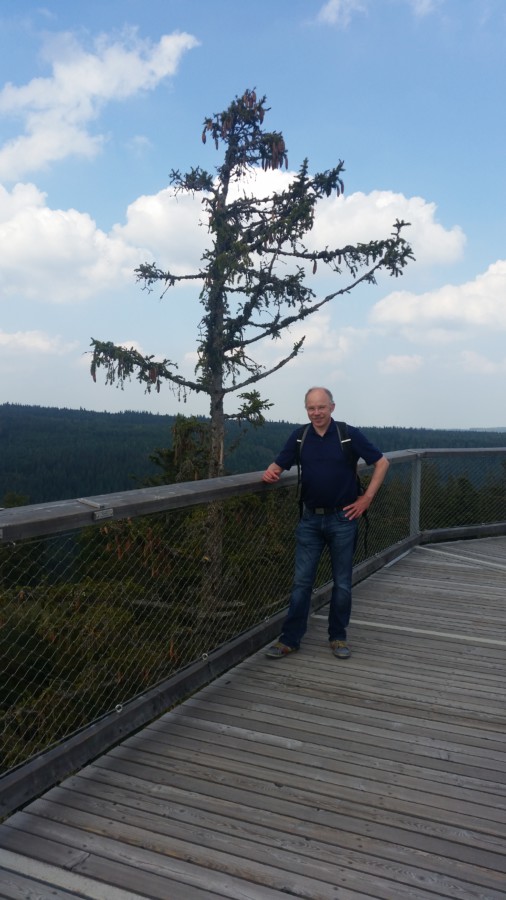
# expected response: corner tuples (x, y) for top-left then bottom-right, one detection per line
(410, 454), (421, 537)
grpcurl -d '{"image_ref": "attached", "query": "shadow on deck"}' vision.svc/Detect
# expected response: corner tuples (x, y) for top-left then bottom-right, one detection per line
(1, 536), (505, 899)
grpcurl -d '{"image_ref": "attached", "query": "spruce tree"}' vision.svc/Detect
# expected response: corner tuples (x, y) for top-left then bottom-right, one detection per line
(91, 89), (413, 477)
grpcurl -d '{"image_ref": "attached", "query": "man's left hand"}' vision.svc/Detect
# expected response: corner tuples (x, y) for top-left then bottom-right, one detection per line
(344, 456), (389, 519)
(343, 495), (372, 520)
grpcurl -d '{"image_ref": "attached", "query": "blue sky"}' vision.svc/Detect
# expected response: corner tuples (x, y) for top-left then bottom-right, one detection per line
(0, 0), (505, 430)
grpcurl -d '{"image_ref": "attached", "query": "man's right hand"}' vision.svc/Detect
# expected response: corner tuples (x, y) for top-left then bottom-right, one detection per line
(262, 463), (283, 483)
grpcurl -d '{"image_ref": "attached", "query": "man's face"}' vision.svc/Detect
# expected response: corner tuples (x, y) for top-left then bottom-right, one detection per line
(305, 390), (335, 430)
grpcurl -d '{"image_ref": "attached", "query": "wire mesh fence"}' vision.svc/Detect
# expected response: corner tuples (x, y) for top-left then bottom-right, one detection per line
(1, 449), (505, 777)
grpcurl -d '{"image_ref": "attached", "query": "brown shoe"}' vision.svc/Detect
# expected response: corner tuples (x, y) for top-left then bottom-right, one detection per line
(330, 640), (351, 660)
(265, 641), (298, 659)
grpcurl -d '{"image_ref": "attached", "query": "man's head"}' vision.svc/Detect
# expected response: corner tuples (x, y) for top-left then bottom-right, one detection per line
(304, 386), (335, 431)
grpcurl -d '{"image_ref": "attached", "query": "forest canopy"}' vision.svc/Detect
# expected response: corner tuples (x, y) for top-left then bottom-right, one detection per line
(1, 403), (504, 505)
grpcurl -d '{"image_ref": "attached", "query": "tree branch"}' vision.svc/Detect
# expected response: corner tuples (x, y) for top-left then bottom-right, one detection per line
(222, 338), (305, 395)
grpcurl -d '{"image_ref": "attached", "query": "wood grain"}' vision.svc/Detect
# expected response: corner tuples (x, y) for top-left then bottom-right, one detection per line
(1, 536), (505, 899)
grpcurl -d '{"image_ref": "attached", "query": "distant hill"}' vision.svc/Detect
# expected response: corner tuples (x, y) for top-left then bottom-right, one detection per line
(1, 403), (505, 505)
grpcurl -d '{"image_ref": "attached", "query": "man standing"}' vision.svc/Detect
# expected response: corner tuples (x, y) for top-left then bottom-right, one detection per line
(262, 387), (389, 659)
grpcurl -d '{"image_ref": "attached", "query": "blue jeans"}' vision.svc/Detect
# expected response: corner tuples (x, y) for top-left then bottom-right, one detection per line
(280, 509), (358, 649)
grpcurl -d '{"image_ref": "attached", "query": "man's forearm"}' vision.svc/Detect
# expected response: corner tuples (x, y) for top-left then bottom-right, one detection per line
(363, 456), (389, 503)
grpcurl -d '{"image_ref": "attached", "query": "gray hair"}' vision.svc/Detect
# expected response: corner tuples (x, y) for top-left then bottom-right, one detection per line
(304, 386), (334, 406)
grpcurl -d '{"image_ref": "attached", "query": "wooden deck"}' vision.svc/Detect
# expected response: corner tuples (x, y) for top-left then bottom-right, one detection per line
(1, 536), (505, 899)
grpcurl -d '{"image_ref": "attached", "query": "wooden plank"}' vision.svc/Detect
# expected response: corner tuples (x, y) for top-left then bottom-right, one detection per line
(147, 716), (506, 801)
(95, 744), (506, 855)
(0, 870), (88, 900)
(158, 694), (506, 776)
(141, 704), (505, 786)
(23, 783), (506, 899)
(90, 752), (506, 860)
(66, 766), (506, 879)
(1, 536), (505, 899)
(1, 812), (412, 900)
(241, 655), (506, 707)
(143, 717), (506, 808)
(110, 732), (506, 829)
(0, 849), (148, 899)
(203, 663), (506, 724)
(0, 829), (233, 900)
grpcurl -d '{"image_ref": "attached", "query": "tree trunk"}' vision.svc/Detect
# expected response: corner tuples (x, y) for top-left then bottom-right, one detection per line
(208, 389), (225, 479)
(200, 385), (225, 611)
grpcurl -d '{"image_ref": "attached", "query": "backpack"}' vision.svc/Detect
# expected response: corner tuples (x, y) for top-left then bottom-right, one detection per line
(295, 420), (368, 552)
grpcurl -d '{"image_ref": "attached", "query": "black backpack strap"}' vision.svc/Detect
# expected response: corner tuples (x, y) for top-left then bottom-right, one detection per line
(334, 420), (355, 468)
(295, 424), (309, 518)
(335, 421), (369, 554)
(335, 420), (360, 483)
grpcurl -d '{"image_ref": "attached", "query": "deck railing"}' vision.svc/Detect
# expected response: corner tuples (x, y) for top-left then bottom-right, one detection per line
(1, 446), (505, 818)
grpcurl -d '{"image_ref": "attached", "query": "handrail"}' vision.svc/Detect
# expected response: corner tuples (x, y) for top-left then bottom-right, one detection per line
(1, 447), (504, 542)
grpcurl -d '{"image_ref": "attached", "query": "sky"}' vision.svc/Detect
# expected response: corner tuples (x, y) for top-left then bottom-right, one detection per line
(0, 0), (505, 431)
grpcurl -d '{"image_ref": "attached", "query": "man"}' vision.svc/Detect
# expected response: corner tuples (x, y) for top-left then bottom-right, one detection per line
(262, 387), (389, 660)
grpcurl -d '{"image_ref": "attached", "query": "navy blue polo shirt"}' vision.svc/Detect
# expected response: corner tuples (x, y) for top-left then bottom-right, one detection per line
(275, 418), (383, 508)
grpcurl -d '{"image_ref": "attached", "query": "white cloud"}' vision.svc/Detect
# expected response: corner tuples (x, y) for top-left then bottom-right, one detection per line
(407, 0), (442, 16)
(216, 171), (465, 272)
(34, 8), (58, 22)
(0, 184), (146, 302)
(460, 350), (506, 375)
(0, 29), (199, 181)
(126, 134), (153, 156)
(307, 190), (465, 268)
(256, 310), (365, 371)
(370, 260), (506, 339)
(317, 0), (442, 26)
(113, 188), (208, 273)
(287, 318), (362, 367)
(0, 181), (46, 220)
(0, 329), (77, 354)
(0, 172), (465, 309)
(402, 327), (465, 345)
(378, 353), (423, 374)
(317, 0), (367, 27)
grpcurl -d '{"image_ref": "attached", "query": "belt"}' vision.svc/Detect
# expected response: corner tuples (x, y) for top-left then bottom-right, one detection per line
(305, 505), (344, 515)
